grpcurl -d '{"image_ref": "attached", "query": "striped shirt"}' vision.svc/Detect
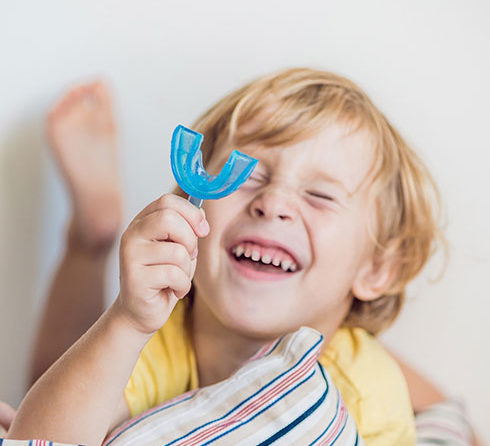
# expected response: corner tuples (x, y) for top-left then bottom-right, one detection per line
(105, 327), (362, 445)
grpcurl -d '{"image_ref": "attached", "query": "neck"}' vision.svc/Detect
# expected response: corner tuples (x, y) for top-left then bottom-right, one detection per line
(190, 298), (269, 387)
(310, 302), (351, 349)
(189, 294), (351, 388)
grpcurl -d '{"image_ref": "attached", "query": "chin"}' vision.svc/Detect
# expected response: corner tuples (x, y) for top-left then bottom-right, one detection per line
(216, 294), (301, 341)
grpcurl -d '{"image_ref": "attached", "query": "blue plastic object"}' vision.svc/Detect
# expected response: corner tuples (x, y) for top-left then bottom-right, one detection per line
(170, 125), (258, 208)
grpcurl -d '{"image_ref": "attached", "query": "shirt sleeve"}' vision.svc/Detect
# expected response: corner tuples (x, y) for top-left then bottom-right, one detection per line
(415, 399), (472, 446)
(124, 329), (170, 417)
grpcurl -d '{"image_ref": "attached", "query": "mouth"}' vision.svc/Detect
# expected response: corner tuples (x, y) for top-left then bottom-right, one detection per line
(227, 238), (301, 281)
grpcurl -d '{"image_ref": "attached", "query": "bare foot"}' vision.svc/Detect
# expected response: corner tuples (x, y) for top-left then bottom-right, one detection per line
(47, 82), (122, 250)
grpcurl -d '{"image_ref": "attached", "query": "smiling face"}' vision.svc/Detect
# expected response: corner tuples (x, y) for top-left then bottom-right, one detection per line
(192, 122), (382, 341)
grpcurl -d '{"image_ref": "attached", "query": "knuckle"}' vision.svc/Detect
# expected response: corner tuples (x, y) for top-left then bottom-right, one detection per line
(190, 208), (204, 226)
(177, 276), (192, 297)
(190, 239), (198, 257)
(182, 279), (192, 295)
(121, 222), (138, 245)
(119, 236), (132, 259)
(166, 265), (181, 282)
(158, 193), (174, 208)
(157, 208), (176, 227)
(120, 228), (130, 245)
(172, 243), (188, 263)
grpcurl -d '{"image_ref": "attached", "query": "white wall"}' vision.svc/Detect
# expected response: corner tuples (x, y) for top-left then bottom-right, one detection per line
(1, 0), (489, 441)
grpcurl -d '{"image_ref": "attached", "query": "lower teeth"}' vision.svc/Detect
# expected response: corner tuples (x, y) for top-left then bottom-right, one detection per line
(236, 257), (289, 272)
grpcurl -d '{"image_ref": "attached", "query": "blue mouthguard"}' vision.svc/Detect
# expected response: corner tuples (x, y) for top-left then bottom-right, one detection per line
(170, 125), (258, 208)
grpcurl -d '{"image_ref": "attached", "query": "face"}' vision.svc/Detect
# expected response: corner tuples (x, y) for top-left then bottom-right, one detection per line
(193, 122), (378, 341)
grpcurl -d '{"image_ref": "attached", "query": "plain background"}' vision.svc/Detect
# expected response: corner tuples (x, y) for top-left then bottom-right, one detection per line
(0, 0), (489, 442)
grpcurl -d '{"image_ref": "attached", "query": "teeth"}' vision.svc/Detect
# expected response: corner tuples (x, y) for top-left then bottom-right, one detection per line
(232, 244), (298, 272)
(261, 254), (271, 264)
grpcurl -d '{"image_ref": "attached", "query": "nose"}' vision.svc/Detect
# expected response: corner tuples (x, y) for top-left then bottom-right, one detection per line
(249, 186), (298, 222)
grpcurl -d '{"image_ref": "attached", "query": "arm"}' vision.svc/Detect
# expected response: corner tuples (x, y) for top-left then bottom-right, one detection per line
(8, 195), (208, 445)
(0, 401), (16, 434)
(9, 303), (151, 445)
(29, 222), (110, 386)
(392, 354), (445, 413)
(393, 354), (482, 446)
(31, 81), (122, 385)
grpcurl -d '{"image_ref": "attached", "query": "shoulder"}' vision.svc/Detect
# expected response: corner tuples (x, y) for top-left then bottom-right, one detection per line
(322, 327), (405, 392)
(319, 327), (415, 445)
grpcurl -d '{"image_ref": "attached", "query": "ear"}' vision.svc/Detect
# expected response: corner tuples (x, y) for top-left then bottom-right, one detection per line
(351, 248), (399, 301)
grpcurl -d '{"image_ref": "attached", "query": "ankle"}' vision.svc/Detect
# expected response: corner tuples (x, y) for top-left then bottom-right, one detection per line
(67, 218), (119, 255)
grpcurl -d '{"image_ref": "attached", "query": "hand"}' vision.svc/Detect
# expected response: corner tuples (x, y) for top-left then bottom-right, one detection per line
(0, 401), (16, 434)
(116, 194), (209, 335)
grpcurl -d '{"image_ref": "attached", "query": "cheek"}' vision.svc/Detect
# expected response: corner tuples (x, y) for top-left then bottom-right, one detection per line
(307, 212), (369, 276)
(202, 192), (240, 223)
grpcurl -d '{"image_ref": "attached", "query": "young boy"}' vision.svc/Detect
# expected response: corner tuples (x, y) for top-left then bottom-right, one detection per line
(9, 68), (441, 445)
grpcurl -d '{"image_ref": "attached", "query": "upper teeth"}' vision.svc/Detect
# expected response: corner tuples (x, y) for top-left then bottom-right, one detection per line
(232, 244), (297, 272)
(262, 254), (271, 264)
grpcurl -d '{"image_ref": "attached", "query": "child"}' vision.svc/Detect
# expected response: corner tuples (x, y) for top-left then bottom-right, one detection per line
(9, 68), (442, 445)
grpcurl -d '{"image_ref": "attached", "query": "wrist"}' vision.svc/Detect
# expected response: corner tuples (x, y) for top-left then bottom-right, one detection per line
(106, 299), (156, 351)
(66, 219), (117, 257)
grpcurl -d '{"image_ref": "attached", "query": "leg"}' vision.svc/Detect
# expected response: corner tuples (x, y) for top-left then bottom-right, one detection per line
(392, 353), (481, 446)
(46, 81), (121, 248)
(392, 353), (445, 413)
(29, 82), (122, 385)
(0, 401), (16, 434)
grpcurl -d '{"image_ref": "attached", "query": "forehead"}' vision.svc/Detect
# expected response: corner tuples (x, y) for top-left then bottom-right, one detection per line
(214, 122), (377, 195)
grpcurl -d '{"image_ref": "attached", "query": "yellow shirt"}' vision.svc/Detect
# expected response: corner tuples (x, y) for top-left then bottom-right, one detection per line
(124, 301), (415, 445)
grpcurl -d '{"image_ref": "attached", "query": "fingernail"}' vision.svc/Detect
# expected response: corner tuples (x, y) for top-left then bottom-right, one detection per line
(198, 219), (209, 236)
(191, 247), (198, 259)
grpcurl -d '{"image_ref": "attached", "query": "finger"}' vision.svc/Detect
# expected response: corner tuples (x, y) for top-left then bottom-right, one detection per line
(132, 208), (198, 257)
(132, 194), (208, 237)
(143, 264), (192, 299)
(190, 257), (197, 278)
(135, 242), (193, 277)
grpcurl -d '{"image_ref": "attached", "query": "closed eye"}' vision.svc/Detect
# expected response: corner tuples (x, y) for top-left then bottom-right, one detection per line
(246, 174), (267, 184)
(307, 191), (335, 202)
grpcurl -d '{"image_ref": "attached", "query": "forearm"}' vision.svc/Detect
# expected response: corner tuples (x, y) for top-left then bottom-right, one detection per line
(30, 230), (110, 385)
(9, 300), (151, 446)
(392, 352), (482, 446)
